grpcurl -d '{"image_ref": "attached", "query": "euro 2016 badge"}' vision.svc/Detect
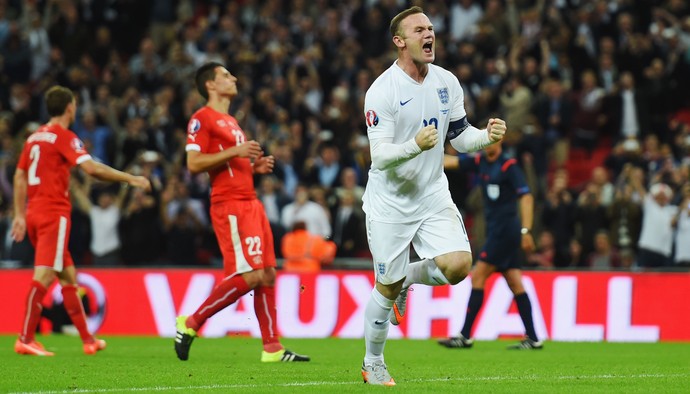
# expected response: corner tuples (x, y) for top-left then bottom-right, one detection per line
(365, 110), (379, 127)
(437, 88), (449, 104)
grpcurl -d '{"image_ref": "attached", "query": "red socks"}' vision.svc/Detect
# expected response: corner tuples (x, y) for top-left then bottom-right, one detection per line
(187, 274), (252, 331)
(62, 284), (94, 344)
(254, 285), (282, 353)
(19, 281), (47, 343)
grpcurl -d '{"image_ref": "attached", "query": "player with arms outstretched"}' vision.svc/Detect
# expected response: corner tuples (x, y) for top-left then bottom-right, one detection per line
(360, 6), (506, 385)
(174, 62), (309, 363)
(13, 86), (151, 356)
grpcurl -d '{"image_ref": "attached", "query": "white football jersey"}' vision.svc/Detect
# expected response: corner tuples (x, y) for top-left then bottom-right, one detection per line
(363, 61), (466, 223)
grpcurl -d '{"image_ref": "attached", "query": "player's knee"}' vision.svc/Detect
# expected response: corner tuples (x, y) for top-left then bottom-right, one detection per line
(242, 270), (263, 288)
(445, 254), (472, 285)
(261, 267), (277, 286)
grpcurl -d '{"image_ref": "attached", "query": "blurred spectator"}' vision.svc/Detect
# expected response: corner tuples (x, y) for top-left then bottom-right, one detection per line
(161, 176), (208, 228)
(48, 2), (89, 66)
(526, 230), (555, 269)
(71, 176), (126, 266)
(335, 166), (365, 205)
(119, 187), (162, 265)
(574, 183), (609, 265)
(499, 75), (532, 137)
(161, 197), (205, 266)
(258, 175), (290, 225)
(571, 70), (605, 153)
(672, 183), (690, 266)
(281, 221), (336, 273)
(590, 166), (615, 207)
(281, 183), (331, 239)
(608, 182), (642, 256)
(542, 170), (575, 267)
(73, 109), (113, 165)
(603, 71), (650, 141)
(332, 189), (366, 258)
(588, 230), (621, 270)
(532, 79), (572, 166)
(637, 183), (677, 268)
(449, 0), (483, 43)
(305, 142), (343, 189)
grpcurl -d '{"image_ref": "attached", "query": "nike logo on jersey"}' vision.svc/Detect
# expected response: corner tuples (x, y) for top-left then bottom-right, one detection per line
(374, 319), (389, 325)
(400, 98), (413, 106)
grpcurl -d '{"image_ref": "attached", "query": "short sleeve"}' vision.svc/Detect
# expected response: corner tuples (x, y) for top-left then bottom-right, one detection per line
(364, 86), (395, 142)
(504, 160), (530, 196)
(185, 113), (209, 152)
(56, 132), (91, 165)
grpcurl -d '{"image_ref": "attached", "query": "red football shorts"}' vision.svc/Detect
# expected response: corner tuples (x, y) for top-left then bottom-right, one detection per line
(210, 199), (276, 277)
(26, 210), (74, 271)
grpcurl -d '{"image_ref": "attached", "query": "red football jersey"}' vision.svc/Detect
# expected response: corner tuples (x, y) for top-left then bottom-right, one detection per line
(16, 123), (91, 212)
(185, 106), (256, 203)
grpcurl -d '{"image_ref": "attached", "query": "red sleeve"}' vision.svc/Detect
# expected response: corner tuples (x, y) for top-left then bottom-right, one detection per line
(186, 112), (210, 153)
(56, 131), (91, 165)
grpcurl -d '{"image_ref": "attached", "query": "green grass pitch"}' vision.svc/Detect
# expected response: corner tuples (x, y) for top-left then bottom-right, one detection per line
(2, 336), (688, 393)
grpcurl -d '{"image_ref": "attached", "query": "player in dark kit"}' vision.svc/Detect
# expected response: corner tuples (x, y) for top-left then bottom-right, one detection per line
(439, 141), (543, 349)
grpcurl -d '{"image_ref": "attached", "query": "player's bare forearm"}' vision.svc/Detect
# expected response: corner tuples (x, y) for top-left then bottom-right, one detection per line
(12, 169), (27, 220)
(519, 193), (534, 230)
(79, 160), (151, 191)
(443, 154), (460, 170)
(11, 169), (27, 242)
(519, 193), (535, 252)
(187, 142), (262, 173)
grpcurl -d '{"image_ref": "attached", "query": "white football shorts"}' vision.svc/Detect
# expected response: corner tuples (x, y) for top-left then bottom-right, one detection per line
(366, 207), (471, 285)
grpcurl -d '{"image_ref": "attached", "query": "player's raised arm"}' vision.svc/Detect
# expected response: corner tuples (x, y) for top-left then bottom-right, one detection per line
(369, 124), (436, 171)
(448, 117), (506, 153)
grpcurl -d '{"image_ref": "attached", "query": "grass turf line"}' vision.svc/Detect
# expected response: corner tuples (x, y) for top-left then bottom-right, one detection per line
(2, 336), (689, 393)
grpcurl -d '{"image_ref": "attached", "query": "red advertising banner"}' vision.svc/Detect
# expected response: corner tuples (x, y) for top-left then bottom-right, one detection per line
(0, 269), (688, 342)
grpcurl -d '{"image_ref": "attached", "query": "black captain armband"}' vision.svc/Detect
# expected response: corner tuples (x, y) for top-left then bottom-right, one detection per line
(447, 117), (470, 140)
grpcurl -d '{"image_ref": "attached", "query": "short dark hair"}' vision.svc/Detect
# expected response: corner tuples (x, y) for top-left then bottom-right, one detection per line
(45, 86), (74, 117)
(195, 62), (225, 100)
(390, 6), (424, 38)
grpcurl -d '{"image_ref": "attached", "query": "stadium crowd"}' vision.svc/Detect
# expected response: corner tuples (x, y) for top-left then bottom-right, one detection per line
(0, 0), (688, 270)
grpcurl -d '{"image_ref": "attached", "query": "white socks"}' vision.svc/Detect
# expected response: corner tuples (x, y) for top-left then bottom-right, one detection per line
(364, 288), (393, 363)
(404, 258), (450, 288)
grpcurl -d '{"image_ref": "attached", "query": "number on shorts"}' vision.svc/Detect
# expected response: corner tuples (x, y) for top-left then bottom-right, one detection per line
(28, 145), (41, 185)
(245, 236), (262, 256)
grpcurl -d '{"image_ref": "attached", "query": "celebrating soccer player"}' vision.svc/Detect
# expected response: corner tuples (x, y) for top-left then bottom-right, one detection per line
(174, 62), (309, 363)
(360, 7), (506, 385)
(13, 86), (151, 356)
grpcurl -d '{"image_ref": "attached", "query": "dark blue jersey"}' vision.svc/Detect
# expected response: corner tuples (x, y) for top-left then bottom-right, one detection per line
(459, 153), (530, 226)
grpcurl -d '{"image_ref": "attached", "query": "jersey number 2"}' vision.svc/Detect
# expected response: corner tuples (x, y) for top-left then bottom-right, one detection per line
(28, 145), (41, 185)
(245, 236), (262, 256)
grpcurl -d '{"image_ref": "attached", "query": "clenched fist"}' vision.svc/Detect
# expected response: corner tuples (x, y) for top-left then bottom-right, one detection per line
(486, 118), (506, 143)
(415, 125), (439, 151)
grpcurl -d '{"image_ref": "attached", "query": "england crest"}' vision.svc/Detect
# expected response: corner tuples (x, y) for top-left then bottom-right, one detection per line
(437, 87), (449, 104)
